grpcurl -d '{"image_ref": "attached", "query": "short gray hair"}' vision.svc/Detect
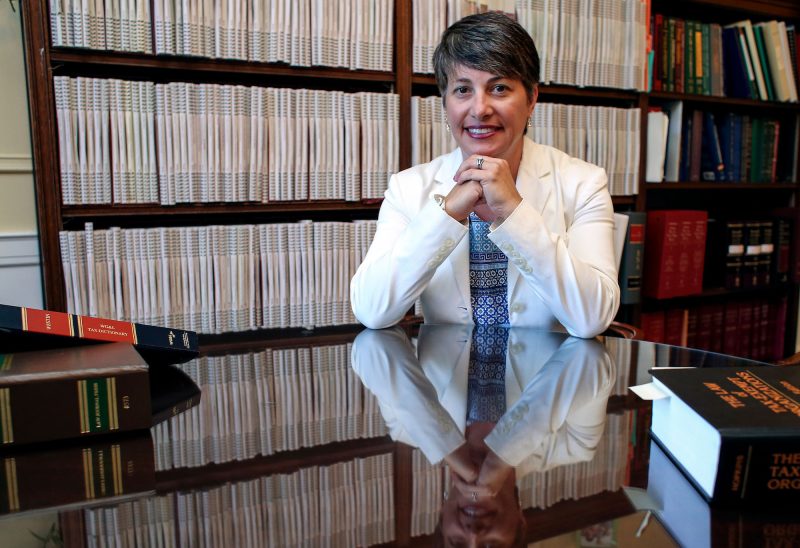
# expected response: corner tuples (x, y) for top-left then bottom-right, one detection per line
(433, 12), (540, 101)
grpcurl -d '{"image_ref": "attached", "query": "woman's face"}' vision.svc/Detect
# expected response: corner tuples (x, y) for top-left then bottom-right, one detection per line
(444, 64), (537, 165)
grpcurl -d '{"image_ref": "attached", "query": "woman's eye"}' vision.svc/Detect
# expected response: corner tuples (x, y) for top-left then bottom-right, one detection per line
(493, 84), (508, 93)
(454, 86), (469, 95)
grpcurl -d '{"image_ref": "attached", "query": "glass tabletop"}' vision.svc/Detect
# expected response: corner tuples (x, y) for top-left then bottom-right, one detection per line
(0, 325), (794, 547)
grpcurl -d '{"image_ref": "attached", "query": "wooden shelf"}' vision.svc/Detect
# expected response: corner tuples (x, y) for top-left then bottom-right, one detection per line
(649, 90), (800, 110)
(50, 49), (396, 86)
(61, 201), (382, 224)
(154, 437), (396, 493)
(642, 284), (793, 309)
(644, 182), (797, 191)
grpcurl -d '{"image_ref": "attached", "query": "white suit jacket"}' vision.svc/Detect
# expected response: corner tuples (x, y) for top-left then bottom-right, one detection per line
(351, 325), (615, 472)
(350, 138), (620, 338)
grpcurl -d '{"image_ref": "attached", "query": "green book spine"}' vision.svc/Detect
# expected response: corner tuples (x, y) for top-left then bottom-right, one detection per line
(753, 25), (776, 101)
(701, 23), (712, 95)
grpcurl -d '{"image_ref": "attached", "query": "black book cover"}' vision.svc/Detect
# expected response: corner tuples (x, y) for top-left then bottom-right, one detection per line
(651, 367), (800, 506)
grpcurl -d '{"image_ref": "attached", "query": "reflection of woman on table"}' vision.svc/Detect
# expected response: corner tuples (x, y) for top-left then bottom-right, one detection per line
(351, 325), (615, 547)
(350, 12), (619, 337)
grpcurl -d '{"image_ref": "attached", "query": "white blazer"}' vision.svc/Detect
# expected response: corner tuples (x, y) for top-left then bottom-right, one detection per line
(351, 325), (615, 472)
(350, 138), (620, 337)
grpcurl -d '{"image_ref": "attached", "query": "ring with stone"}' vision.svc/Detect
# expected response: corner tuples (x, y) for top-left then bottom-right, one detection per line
(475, 157), (484, 169)
(471, 491), (478, 501)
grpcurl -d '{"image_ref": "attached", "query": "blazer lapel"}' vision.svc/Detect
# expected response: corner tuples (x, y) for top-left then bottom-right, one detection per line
(434, 149), (471, 307)
(508, 139), (555, 298)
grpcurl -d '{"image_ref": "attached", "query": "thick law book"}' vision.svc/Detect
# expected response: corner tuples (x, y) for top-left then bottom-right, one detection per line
(0, 303), (198, 366)
(0, 343), (151, 446)
(0, 431), (155, 516)
(648, 366), (800, 506)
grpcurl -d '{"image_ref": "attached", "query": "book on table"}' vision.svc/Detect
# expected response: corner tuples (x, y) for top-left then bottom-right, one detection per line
(638, 366), (800, 506)
(0, 342), (201, 446)
(0, 303), (198, 366)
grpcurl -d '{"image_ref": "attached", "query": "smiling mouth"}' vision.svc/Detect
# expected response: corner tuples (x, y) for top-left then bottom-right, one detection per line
(466, 127), (498, 137)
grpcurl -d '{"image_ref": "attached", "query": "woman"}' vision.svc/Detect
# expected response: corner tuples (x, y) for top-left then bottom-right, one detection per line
(350, 12), (619, 337)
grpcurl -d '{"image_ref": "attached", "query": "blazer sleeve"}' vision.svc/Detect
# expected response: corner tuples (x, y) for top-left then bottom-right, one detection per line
(489, 164), (619, 338)
(350, 171), (468, 329)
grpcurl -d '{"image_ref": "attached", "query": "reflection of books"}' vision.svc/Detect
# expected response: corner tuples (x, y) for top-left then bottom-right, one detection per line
(0, 431), (155, 517)
(0, 343), (152, 446)
(648, 440), (800, 548)
(0, 303), (198, 366)
(649, 367), (800, 505)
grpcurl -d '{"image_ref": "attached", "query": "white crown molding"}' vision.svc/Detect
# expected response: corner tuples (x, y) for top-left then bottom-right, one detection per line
(0, 232), (40, 267)
(0, 154), (33, 174)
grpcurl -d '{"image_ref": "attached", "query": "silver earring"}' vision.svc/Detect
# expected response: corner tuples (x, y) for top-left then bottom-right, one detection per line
(445, 122), (451, 133)
(527, 118), (532, 128)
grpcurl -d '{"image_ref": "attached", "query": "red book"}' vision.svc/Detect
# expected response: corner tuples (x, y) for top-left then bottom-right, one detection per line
(643, 212), (680, 299)
(694, 305), (714, 351)
(0, 304), (197, 366)
(687, 213), (708, 295)
(737, 301), (754, 359)
(722, 302), (740, 357)
(640, 311), (666, 344)
(653, 14), (664, 91)
(644, 210), (708, 299)
(708, 303), (725, 354)
(771, 297), (788, 362)
(664, 308), (688, 347)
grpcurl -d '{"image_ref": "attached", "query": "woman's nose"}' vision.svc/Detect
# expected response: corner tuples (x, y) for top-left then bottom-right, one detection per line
(470, 92), (492, 119)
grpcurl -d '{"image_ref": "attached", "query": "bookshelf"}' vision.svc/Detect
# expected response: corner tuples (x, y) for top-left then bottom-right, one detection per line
(639, 0), (800, 360)
(13, 0), (800, 540)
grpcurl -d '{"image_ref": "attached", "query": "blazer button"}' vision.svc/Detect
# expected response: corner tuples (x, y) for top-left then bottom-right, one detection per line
(444, 238), (454, 247)
(510, 303), (525, 313)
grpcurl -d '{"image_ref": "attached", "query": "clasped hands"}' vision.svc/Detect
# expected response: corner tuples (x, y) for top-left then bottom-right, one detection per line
(444, 428), (513, 501)
(445, 154), (523, 224)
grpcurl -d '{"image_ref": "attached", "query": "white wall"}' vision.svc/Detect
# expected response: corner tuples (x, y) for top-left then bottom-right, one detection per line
(0, 3), (43, 308)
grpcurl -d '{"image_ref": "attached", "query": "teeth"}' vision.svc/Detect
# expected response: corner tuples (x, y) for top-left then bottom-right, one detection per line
(468, 128), (493, 135)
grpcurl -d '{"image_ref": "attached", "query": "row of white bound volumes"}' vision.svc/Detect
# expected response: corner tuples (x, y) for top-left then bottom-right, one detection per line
(411, 96), (641, 196)
(151, 343), (387, 470)
(49, 0), (393, 70)
(155, 0), (393, 70)
(59, 220), (377, 334)
(49, 0), (153, 52)
(411, 0), (516, 74)
(54, 77), (159, 205)
(413, 0), (648, 90)
(54, 76), (398, 205)
(84, 454), (395, 547)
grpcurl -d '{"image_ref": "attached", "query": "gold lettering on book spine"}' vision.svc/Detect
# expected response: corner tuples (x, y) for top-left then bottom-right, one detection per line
(82, 448), (95, 499)
(78, 381), (89, 433)
(0, 388), (12, 443)
(108, 378), (119, 430)
(4, 458), (18, 511)
(111, 444), (123, 495)
(20, 308), (27, 331)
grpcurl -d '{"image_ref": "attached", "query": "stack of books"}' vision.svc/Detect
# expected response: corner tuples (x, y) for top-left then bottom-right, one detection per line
(0, 303), (200, 515)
